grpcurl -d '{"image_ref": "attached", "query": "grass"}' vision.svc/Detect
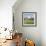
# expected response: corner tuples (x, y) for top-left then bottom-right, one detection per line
(24, 19), (34, 24)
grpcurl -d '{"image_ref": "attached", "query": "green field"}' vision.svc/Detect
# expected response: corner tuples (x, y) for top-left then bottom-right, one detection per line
(24, 19), (34, 24)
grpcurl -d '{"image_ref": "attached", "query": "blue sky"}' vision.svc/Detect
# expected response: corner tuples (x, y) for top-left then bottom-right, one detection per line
(23, 13), (34, 18)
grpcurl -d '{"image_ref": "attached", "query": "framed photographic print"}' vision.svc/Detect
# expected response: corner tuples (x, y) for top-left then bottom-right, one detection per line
(22, 12), (37, 27)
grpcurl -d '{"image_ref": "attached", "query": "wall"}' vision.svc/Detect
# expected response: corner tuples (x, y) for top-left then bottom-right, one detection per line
(0, 0), (16, 29)
(41, 0), (46, 46)
(13, 0), (41, 46)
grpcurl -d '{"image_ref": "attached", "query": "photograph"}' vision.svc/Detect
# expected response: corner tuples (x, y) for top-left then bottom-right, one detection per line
(22, 12), (37, 27)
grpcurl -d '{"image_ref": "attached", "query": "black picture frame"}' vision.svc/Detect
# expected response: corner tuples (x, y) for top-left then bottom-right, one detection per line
(22, 12), (37, 27)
